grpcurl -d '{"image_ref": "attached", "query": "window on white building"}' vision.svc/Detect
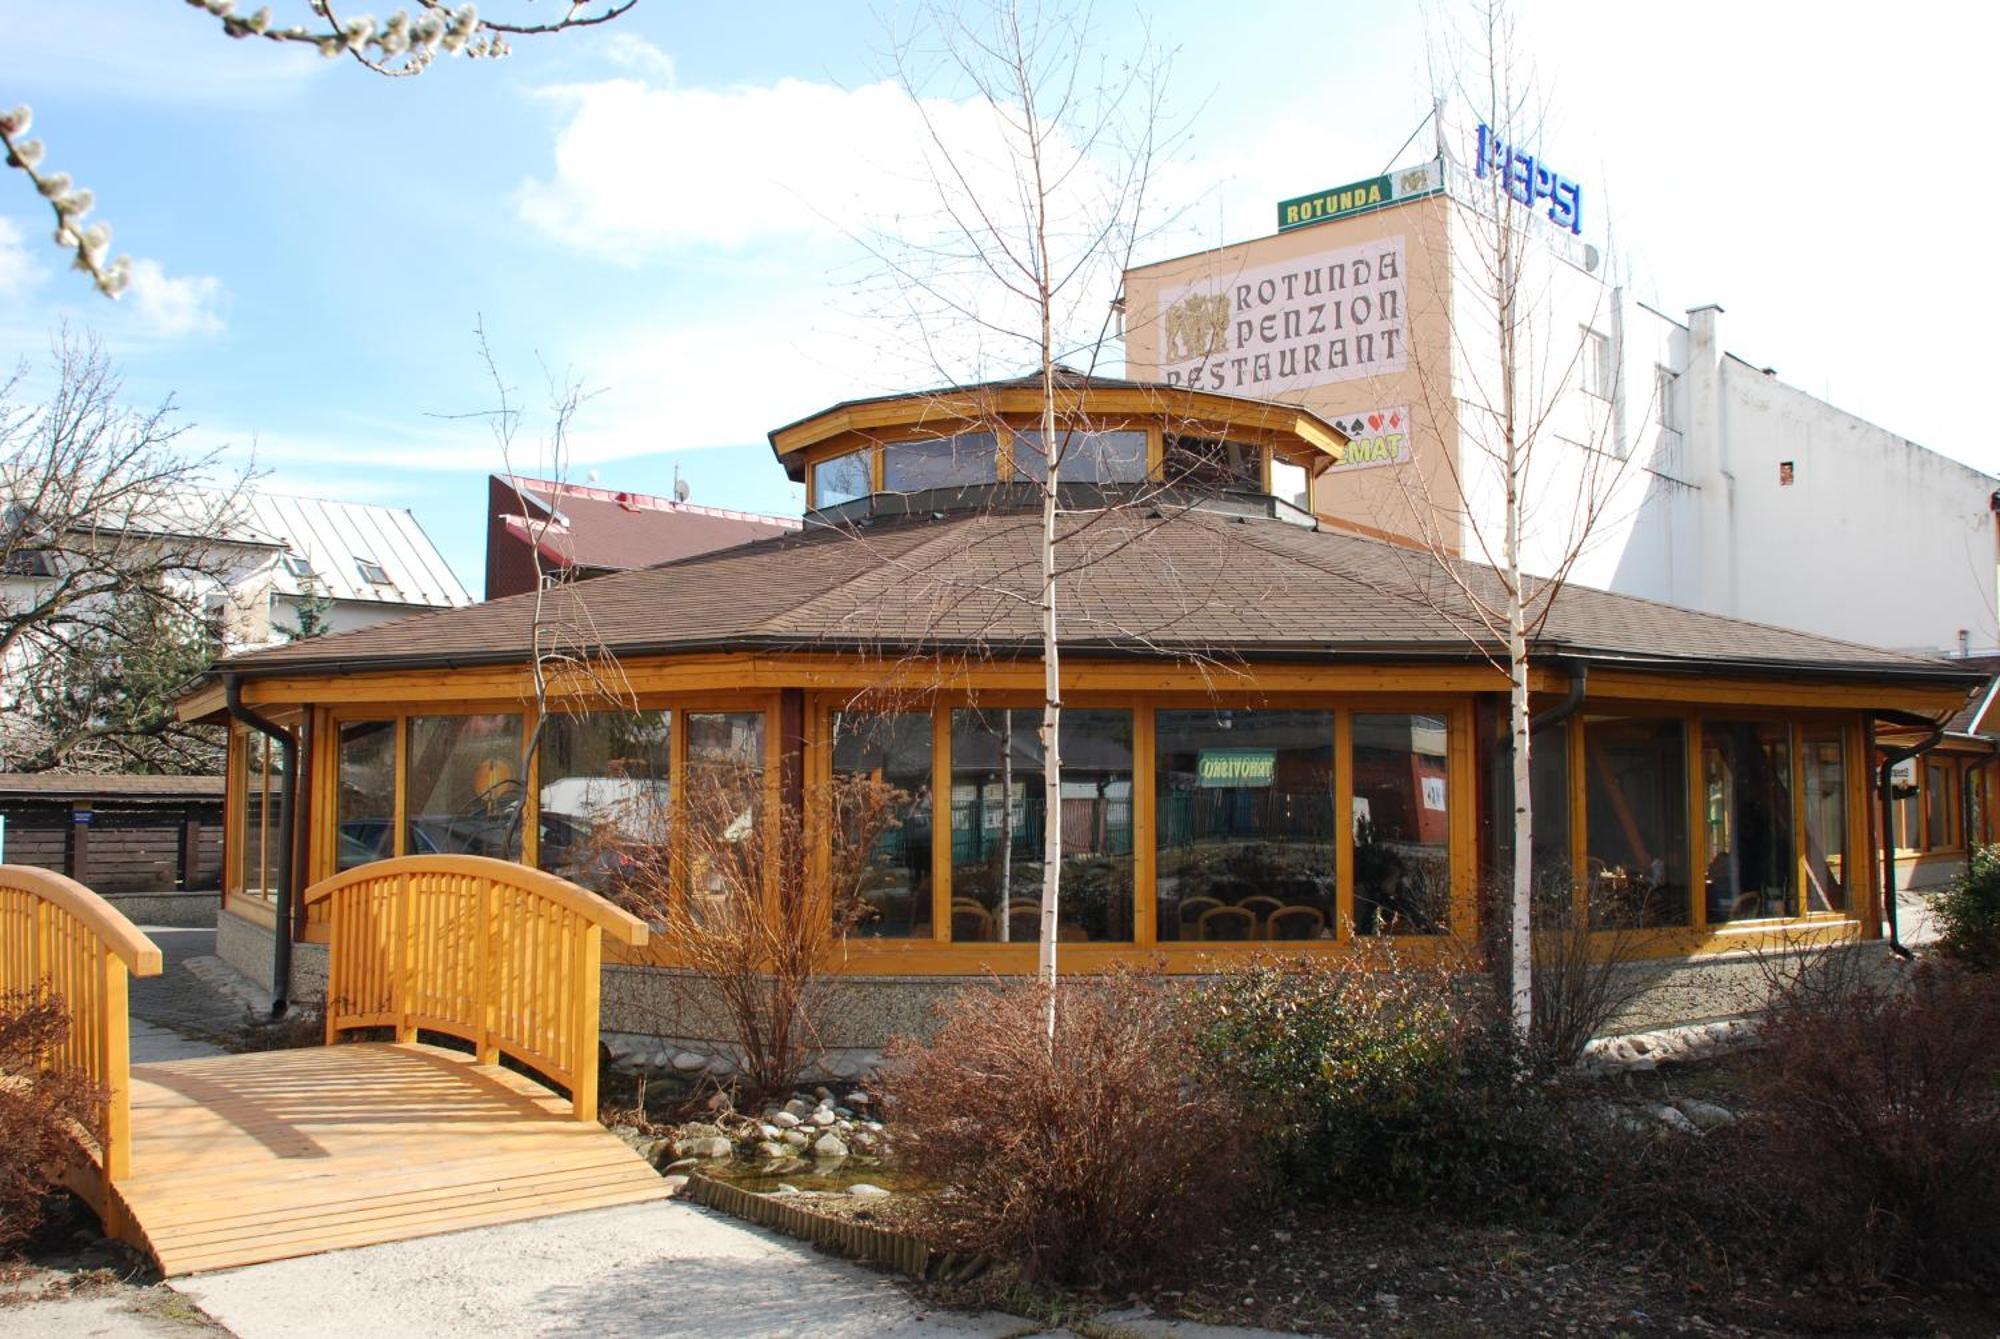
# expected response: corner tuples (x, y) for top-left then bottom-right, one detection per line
(282, 551), (315, 579)
(1581, 327), (1613, 399)
(1655, 365), (1681, 432)
(354, 556), (392, 586)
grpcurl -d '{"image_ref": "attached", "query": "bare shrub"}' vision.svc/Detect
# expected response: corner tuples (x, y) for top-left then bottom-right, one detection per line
(0, 989), (106, 1256)
(1519, 871), (1661, 1069)
(882, 971), (1257, 1287)
(613, 761), (907, 1101)
(1746, 962), (2000, 1288)
(1185, 946), (1593, 1211)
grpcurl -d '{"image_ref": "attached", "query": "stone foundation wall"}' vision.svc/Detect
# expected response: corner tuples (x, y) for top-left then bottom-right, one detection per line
(216, 907), (328, 1003)
(223, 906), (1893, 1083)
(103, 890), (220, 929)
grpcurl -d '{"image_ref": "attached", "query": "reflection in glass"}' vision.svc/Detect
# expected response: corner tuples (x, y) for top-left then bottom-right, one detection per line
(686, 712), (765, 898)
(405, 714), (524, 859)
(883, 434), (997, 492)
(1012, 429), (1148, 484)
(832, 712), (934, 939)
(1585, 716), (1689, 927)
(1925, 759), (1954, 852)
(949, 707), (1133, 943)
(1703, 721), (1795, 923)
(812, 451), (872, 507)
(1488, 716), (1573, 893)
(1156, 709), (1333, 942)
(538, 711), (672, 894)
(239, 729), (286, 897)
(335, 720), (396, 872)
(1163, 436), (1260, 491)
(1352, 714), (1451, 935)
(1801, 729), (1847, 913)
(1270, 456), (1309, 509)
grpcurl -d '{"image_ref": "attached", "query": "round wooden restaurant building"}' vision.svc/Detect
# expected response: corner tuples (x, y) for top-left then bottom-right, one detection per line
(181, 374), (1979, 1073)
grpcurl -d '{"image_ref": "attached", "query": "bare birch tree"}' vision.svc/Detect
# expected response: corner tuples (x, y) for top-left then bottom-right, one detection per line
(0, 327), (255, 772)
(1388, 0), (1648, 1034)
(858, 0), (1193, 1041)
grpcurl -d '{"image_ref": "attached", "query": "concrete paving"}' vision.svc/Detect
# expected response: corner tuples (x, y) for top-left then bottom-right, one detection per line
(172, 1200), (1046, 1339)
(0, 1289), (217, 1338)
(128, 928), (253, 1045)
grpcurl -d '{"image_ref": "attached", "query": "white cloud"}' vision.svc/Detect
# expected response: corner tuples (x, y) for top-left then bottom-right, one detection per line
(516, 73), (1123, 258)
(600, 33), (676, 83)
(0, 218), (45, 303)
(123, 259), (225, 338)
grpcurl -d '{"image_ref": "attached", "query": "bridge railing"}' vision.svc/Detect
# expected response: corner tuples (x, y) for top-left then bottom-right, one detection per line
(303, 855), (649, 1121)
(0, 864), (163, 1187)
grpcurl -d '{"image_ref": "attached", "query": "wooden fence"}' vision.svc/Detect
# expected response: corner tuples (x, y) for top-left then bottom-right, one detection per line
(684, 1173), (939, 1278)
(0, 864), (163, 1195)
(302, 855), (649, 1121)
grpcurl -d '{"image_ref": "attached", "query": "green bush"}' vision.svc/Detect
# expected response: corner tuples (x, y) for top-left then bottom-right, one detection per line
(1185, 949), (1588, 1210)
(1935, 845), (2000, 971)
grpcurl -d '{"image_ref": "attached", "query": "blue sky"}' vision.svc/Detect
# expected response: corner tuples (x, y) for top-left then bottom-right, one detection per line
(2, 1), (1992, 593)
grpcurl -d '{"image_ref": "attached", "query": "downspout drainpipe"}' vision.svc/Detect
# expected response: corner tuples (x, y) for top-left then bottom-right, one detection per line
(1877, 719), (1944, 961)
(1531, 662), (1587, 735)
(224, 675), (296, 1018)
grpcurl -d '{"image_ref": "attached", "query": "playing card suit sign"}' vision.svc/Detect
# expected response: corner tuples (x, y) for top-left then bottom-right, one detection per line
(1331, 407), (1412, 469)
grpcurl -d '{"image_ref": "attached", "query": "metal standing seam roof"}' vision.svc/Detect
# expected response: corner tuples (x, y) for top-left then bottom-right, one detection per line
(204, 502), (1980, 691)
(247, 492), (471, 610)
(497, 476), (799, 575)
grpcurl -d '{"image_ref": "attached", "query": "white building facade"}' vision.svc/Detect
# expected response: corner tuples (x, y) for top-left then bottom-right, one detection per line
(1120, 123), (1999, 658)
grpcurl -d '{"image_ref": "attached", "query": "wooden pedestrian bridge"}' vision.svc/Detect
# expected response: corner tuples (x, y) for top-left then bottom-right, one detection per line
(1, 856), (671, 1277)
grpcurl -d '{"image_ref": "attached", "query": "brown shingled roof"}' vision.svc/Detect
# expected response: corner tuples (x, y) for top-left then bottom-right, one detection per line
(209, 503), (1972, 690)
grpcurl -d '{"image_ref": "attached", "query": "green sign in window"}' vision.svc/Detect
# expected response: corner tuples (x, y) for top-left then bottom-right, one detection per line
(1197, 749), (1276, 788)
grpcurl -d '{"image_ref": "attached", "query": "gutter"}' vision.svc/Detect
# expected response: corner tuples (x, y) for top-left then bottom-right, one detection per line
(1875, 709), (1946, 960)
(224, 676), (296, 1018)
(1531, 661), (1587, 734)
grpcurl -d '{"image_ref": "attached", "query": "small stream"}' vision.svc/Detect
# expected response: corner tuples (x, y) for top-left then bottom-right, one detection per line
(702, 1157), (922, 1195)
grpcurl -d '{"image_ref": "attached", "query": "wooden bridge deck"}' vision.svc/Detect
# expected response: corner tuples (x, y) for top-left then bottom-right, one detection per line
(114, 1042), (670, 1277)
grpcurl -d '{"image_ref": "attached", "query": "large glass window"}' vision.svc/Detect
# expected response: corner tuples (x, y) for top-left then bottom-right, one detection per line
(1703, 721), (1795, 923)
(1352, 713), (1451, 935)
(685, 711), (766, 898)
(1012, 429), (1148, 484)
(949, 707), (1133, 943)
(883, 433), (997, 493)
(405, 714), (524, 859)
(811, 450), (872, 508)
(1891, 759), (1920, 850)
(1163, 436), (1261, 491)
(1156, 709), (1333, 942)
(1970, 763), (1994, 848)
(1270, 455), (1309, 509)
(335, 720), (396, 872)
(1925, 759), (1956, 851)
(831, 711), (935, 939)
(1488, 716), (1574, 896)
(537, 710), (672, 894)
(1584, 716), (1689, 927)
(1801, 728), (1848, 914)
(237, 728), (286, 898)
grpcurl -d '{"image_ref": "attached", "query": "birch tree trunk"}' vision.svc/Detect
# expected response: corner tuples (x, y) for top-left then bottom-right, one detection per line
(1499, 203), (1534, 1038)
(1038, 324), (1063, 1045)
